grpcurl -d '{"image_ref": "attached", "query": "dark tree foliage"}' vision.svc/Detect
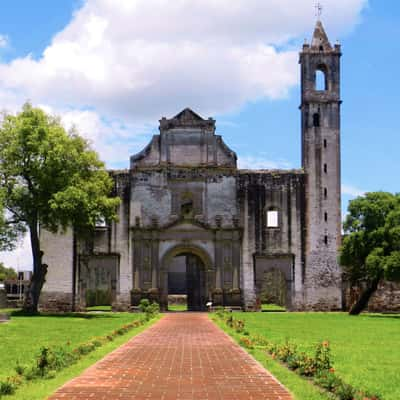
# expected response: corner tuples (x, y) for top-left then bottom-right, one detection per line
(0, 262), (17, 281)
(340, 192), (400, 314)
(0, 103), (120, 313)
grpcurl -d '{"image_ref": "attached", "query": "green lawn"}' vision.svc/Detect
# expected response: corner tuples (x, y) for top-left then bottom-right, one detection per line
(85, 305), (112, 312)
(167, 304), (187, 311)
(216, 312), (400, 400)
(261, 303), (286, 311)
(0, 311), (148, 381)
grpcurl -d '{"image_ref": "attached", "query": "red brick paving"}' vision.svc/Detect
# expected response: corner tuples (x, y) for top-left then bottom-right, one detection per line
(49, 313), (293, 400)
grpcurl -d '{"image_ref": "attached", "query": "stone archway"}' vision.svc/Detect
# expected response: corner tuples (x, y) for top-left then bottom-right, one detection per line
(160, 245), (213, 311)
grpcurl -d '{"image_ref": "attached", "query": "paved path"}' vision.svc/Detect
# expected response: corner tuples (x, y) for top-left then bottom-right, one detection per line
(49, 313), (292, 400)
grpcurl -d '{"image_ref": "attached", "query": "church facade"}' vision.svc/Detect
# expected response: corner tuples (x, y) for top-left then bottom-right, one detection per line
(40, 21), (343, 311)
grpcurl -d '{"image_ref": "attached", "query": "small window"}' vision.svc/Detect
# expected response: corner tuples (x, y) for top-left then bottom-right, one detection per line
(324, 212), (328, 222)
(323, 139), (327, 148)
(324, 164), (327, 173)
(324, 235), (328, 245)
(315, 69), (327, 91)
(313, 113), (320, 127)
(324, 188), (328, 199)
(267, 210), (279, 228)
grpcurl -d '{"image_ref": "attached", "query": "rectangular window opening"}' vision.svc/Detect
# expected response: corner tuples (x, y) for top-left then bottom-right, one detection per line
(324, 235), (328, 245)
(324, 212), (328, 222)
(267, 210), (279, 228)
(324, 164), (327, 173)
(324, 188), (327, 199)
(323, 139), (327, 148)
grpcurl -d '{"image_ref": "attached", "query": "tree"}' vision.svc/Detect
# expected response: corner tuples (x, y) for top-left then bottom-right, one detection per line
(0, 262), (17, 281)
(0, 103), (120, 313)
(340, 192), (400, 315)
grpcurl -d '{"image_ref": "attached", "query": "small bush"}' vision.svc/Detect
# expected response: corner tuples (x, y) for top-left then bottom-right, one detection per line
(314, 341), (332, 371)
(315, 370), (342, 391)
(238, 336), (254, 349)
(334, 380), (356, 400)
(75, 342), (96, 355)
(233, 319), (245, 333)
(37, 347), (50, 376)
(138, 299), (160, 320)
(0, 380), (15, 395)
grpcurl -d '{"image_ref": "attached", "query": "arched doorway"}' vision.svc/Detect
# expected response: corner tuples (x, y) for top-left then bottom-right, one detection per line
(161, 246), (212, 311)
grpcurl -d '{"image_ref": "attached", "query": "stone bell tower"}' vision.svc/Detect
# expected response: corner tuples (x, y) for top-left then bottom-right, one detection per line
(300, 20), (342, 309)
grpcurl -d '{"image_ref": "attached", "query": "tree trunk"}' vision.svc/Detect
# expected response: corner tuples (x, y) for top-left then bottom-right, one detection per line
(349, 276), (381, 315)
(23, 219), (47, 314)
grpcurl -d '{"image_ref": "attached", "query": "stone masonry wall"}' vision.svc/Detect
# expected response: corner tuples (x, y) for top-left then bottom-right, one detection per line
(41, 228), (74, 310)
(344, 280), (400, 313)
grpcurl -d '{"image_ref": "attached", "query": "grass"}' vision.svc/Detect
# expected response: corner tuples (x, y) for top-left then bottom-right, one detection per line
(4, 316), (158, 400)
(212, 317), (329, 400)
(0, 310), (153, 382)
(214, 312), (400, 400)
(167, 304), (187, 311)
(85, 305), (112, 312)
(0, 308), (20, 314)
(261, 303), (286, 312)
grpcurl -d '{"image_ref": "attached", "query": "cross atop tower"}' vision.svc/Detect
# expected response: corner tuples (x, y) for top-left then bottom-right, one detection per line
(315, 2), (323, 19)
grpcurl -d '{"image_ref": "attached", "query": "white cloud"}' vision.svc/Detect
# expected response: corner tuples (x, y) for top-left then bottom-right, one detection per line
(341, 184), (365, 197)
(0, 0), (367, 271)
(0, 0), (366, 124)
(0, 34), (8, 48)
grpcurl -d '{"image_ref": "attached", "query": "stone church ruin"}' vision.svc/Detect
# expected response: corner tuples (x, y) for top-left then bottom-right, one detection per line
(40, 21), (343, 312)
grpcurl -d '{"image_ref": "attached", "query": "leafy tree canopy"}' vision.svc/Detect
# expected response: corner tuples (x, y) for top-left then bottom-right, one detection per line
(0, 262), (17, 281)
(340, 191), (400, 314)
(0, 102), (120, 312)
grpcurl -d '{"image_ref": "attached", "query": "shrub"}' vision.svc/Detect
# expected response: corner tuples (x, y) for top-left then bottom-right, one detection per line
(233, 319), (245, 333)
(37, 347), (50, 376)
(314, 341), (332, 371)
(314, 370), (342, 391)
(334, 380), (356, 400)
(138, 299), (160, 320)
(0, 379), (16, 395)
(75, 342), (96, 355)
(138, 298), (150, 312)
(226, 315), (234, 328)
(275, 340), (297, 363)
(239, 336), (254, 349)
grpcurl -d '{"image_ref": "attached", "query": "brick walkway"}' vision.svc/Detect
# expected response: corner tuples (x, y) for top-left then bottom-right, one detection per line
(49, 313), (292, 400)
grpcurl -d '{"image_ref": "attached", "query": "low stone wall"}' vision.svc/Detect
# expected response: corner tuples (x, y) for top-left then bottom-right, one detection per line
(344, 280), (400, 313)
(39, 291), (73, 312)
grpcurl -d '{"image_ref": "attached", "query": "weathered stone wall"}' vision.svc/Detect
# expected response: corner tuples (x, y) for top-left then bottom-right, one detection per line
(39, 291), (74, 312)
(238, 170), (304, 310)
(343, 280), (400, 313)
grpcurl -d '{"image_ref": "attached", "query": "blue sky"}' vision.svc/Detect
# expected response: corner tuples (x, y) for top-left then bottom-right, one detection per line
(0, 0), (399, 269)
